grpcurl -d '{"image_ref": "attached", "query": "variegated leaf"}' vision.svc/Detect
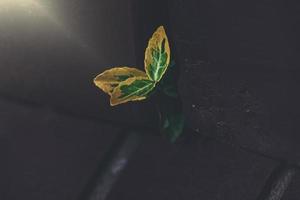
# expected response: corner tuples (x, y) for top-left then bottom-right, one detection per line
(144, 26), (171, 82)
(110, 77), (155, 106)
(94, 67), (147, 95)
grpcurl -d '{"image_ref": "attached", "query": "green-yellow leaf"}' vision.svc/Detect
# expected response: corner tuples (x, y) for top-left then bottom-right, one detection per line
(94, 67), (147, 95)
(144, 26), (171, 82)
(110, 77), (155, 106)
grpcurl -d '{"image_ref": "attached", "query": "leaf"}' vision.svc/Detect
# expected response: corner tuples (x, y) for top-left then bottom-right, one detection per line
(144, 26), (171, 82)
(162, 113), (185, 143)
(162, 84), (178, 98)
(110, 77), (155, 106)
(94, 67), (147, 95)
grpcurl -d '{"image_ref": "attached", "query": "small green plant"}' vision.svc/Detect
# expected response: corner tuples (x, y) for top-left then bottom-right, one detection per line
(94, 26), (170, 106)
(93, 26), (184, 142)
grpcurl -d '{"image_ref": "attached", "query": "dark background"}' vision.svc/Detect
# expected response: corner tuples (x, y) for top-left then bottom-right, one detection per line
(2, 0), (300, 199)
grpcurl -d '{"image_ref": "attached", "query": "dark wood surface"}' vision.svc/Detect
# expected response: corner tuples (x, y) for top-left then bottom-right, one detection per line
(3, 0), (300, 199)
